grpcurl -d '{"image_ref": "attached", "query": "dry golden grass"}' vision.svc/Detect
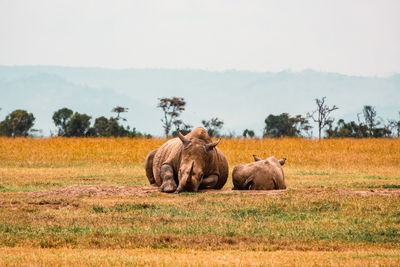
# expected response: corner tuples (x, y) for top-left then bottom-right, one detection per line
(1, 137), (399, 169)
(0, 137), (163, 165)
(1, 247), (399, 266)
(0, 137), (399, 265)
(1, 137), (399, 190)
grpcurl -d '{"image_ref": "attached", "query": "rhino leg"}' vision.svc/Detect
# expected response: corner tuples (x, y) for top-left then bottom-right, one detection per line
(199, 174), (219, 189)
(159, 164), (177, 193)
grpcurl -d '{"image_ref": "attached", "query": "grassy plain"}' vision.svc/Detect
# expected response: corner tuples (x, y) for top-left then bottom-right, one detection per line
(0, 137), (399, 266)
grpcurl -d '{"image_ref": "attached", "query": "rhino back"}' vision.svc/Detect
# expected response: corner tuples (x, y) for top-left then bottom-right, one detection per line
(187, 127), (212, 143)
(265, 157), (285, 180)
(233, 158), (285, 190)
(252, 164), (280, 190)
(152, 138), (183, 186)
(233, 162), (265, 189)
(232, 164), (249, 189)
(260, 157), (285, 189)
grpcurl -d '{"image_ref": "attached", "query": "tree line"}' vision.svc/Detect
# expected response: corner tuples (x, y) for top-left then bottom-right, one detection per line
(0, 106), (150, 138)
(156, 96), (400, 139)
(51, 106), (152, 137)
(263, 100), (399, 139)
(0, 97), (399, 138)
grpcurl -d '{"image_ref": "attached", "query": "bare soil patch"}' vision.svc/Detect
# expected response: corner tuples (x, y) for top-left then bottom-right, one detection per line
(27, 185), (400, 198)
(28, 185), (286, 198)
(29, 185), (160, 198)
(338, 189), (400, 196)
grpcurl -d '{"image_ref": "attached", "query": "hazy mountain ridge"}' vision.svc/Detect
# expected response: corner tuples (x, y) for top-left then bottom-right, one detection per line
(0, 66), (399, 136)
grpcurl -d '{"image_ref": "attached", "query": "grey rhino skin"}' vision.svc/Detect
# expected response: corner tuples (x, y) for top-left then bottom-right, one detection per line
(145, 127), (229, 193)
(232, 155), (286, 190)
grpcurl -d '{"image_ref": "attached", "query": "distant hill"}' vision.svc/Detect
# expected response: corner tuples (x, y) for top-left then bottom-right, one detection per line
(0, 66), (399, 136)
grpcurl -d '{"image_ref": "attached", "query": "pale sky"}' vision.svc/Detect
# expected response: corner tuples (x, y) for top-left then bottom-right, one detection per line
(1, 0), (399, 76)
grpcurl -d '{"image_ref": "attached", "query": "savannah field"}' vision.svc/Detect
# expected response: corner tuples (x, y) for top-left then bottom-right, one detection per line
(0, 137), (399, 266)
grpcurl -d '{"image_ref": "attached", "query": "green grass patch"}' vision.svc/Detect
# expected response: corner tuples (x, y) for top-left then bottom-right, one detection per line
(383, 184), (400, 189)
(0, 185), (37, 192)
(92, 203), (158, 214)
(363, 176), (395, 180)
(1, 193), (399, 249)
(296, 170), (331, 176)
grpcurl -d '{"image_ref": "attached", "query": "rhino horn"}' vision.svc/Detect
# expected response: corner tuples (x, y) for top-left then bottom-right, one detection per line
(279, 158), (286, 166)
(189, 160), (194, 177)
(253, 155), (262, 161)
(185, 161), (195, 188)
(204, 139), (220, 152)
(177, 131), (190, 147)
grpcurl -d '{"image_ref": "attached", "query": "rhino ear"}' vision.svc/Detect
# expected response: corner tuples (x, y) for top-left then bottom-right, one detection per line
(278, 158), (286, 166)
(178, 131), (191, 148)
(244, 176), (255, 189)
(253, 155), (262, 161)
(204, 139), (220, 152)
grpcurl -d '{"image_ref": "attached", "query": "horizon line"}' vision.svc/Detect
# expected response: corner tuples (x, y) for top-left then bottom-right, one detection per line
(1, 64), (398, 78)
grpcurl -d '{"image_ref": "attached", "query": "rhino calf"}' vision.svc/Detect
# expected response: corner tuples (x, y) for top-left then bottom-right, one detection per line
(232, 155), (286, 190)
(145, 127), (229, 193)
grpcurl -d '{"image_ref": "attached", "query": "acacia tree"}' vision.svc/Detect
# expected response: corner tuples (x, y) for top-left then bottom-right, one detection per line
(157, 97), (186, 137)
(201, 117), (224, 137)
(307, 97), (338, 139)
(111, 106), (129, 121)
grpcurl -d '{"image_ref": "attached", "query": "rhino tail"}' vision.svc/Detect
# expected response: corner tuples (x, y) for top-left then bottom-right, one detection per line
(272, 176), (278, 190)
(145, 149), (158, 185)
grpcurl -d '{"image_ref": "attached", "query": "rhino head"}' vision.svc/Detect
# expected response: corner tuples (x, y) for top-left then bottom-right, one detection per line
(175, 132), (220, 193)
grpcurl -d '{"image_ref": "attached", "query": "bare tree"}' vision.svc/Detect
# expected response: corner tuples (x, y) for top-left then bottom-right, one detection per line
(388, 112), (400, 137)
(157, 97), (186, 137)
(307, 97), (339, 139)
(362, 105), (380, 137)
(111, 106), (129, 121)
(384, 120), (395, 137)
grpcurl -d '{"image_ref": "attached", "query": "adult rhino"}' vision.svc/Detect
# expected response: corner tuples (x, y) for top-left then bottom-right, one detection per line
(232, 155), (286, 190)
(145, 127), (229, 193)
